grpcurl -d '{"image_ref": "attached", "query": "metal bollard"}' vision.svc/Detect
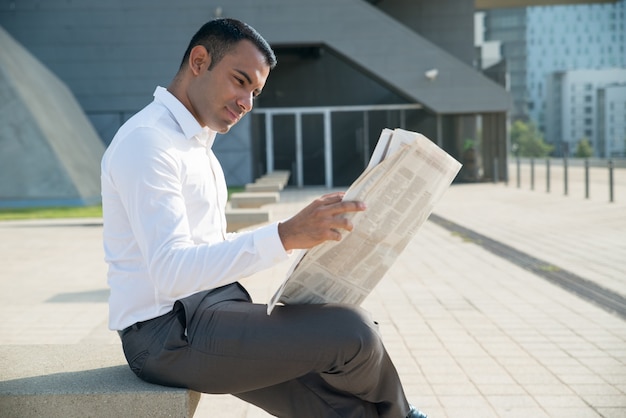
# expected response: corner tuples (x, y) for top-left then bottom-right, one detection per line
(585, 158), (590, 200)
(493, 157), (499, 183)
(546, 158), (551, 193)
(609, 160), (614, 203)
(516, 157), (521, 188)
(530, 158), (535, 191)
(563, 157), (568, 196)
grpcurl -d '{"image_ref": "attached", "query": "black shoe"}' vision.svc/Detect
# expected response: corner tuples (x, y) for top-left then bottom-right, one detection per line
(406, 404), (428, 418)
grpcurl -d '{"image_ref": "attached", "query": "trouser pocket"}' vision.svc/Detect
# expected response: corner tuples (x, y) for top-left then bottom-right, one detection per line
(127, 349), (149, 377)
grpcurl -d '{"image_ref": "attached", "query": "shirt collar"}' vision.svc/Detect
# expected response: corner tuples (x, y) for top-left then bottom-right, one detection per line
(153, 86), (217, 148)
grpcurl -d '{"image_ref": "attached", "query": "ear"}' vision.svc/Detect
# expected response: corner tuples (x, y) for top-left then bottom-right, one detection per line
(188, 45), (212, 76)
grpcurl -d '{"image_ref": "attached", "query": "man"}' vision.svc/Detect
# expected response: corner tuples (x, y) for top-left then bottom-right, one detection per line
(101, 18), (427, 418)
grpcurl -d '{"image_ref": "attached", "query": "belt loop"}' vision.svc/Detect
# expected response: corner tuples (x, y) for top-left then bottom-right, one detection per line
(118, 321), (141, 339)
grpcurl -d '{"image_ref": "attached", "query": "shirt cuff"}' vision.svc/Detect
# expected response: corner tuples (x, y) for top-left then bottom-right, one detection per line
(254, 222), (291, 264)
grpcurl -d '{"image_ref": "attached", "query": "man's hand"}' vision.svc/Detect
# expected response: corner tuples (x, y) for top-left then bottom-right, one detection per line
(278, 192), (366, 251)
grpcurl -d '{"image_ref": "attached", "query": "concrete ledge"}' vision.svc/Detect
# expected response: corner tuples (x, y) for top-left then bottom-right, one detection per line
(0, 345), (200, 418)
(244, 182), (283, 192)
(253, 177), (284, 185)
(260, 170), (290, 183)
(226, 208), (270, 232)
(258, 171), (290, 186)
(244, 170), (291, 193)
(229, 192), (279, 209)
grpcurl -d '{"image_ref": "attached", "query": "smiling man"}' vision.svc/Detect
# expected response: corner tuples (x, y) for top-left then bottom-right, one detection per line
(101, 18), (427, 418)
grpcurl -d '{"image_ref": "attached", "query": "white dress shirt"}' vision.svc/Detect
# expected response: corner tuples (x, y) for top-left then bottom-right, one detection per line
(101, 86), (289, 330)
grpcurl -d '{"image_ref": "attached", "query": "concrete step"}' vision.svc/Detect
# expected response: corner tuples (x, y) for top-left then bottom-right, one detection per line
(229, 192), (279, 209)
(0, 344), (200, 418)
(244, 182), (283, 192)
(225, 208), (271, 232)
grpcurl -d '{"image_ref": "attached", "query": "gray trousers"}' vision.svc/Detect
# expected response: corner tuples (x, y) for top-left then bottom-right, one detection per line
(118, 283), (410, 418)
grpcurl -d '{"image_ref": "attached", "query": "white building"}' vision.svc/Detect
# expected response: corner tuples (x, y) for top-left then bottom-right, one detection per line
(526, 0), (626, 135)
(483, 0), (626, 155)
(546, 69), (626, 157)
(598, 83), (626, 158)
(474, 12), (503, 70)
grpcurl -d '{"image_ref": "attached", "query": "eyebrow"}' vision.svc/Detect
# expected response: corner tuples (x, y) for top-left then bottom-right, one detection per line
(235, 69), (252, 84)
(235, 69), (262, 96)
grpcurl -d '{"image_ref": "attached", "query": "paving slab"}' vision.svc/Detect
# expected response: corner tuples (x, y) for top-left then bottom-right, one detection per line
(0, 162), (624, 417)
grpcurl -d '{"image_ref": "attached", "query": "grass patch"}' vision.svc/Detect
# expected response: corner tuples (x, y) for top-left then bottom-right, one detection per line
(451, 231), (478, 243)
(227, 186), (245, 198)
(0, 205), (103, 221)
(0, 187), (246, 221)
(538, 264), (561, 272)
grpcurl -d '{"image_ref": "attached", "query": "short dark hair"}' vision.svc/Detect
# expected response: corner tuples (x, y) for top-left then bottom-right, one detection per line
(180, 18), (277, 71)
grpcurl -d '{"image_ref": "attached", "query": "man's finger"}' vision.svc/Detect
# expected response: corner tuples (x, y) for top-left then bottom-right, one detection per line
(329, 228), (342, 241)
(318, 192), (345, 204)
(329, 200), (366, 215)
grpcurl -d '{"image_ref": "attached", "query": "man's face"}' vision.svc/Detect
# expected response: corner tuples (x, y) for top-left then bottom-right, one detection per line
(187, 40), (270, 133)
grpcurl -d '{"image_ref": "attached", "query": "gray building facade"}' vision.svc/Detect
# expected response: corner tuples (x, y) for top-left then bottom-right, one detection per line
(482, 0), (625, 155)
(1, 0), (511, 188)
(482, 7), (528, 123)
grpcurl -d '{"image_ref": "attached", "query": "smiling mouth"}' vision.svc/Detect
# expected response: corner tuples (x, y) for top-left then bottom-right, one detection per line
(226, 107), (241, 123)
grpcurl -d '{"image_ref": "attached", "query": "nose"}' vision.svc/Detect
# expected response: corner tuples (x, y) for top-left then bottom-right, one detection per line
(237, 93), (253, 113)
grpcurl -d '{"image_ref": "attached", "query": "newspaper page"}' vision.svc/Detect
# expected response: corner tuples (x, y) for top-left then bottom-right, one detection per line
(267, 128), (462, 314)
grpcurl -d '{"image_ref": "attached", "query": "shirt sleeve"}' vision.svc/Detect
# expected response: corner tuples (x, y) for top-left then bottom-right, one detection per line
(103, 126), (289, 302)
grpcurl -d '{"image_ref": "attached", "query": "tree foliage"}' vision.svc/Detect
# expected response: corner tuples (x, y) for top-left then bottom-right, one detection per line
(574, 138), (593, 158)
(510, 120), (554, 158)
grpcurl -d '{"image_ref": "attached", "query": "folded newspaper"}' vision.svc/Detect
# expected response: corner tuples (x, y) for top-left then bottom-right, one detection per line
(267, 128), (462, 314)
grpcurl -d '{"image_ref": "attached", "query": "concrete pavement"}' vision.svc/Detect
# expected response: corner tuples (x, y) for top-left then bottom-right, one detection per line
(0, 169), (624, 417)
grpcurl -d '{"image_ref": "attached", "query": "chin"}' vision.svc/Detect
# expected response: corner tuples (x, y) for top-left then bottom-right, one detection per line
(206, 120), (232, 134)
(216, 125), (232, 134)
